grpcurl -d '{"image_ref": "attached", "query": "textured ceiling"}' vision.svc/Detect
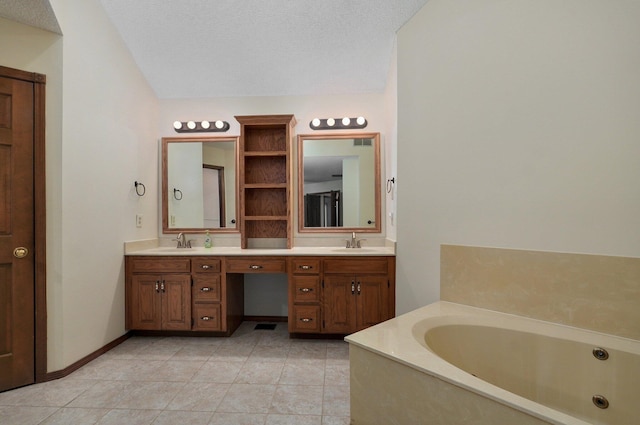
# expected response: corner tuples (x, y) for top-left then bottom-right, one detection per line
(97, 0), (430, 98)
(0, 0), (60, 34)
(0, 0), (429, 98)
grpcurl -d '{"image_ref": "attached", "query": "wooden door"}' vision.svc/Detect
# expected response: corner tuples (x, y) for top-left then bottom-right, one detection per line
(161, 275), (191, 330)
(356, 275), (388, 331)
(322, 275), (357, 333)
(130, 274), (162, 330)
(0, 75), (35, 392)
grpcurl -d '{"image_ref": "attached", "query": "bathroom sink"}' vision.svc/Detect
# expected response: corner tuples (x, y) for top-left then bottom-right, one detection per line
(146, 247), (194, 253)
(330, 248), (379, 254)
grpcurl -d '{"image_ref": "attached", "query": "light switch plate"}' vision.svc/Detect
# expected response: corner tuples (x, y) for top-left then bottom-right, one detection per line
(136, 214), (143, 228)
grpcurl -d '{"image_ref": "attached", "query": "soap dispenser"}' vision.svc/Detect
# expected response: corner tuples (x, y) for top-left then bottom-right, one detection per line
(204, 230), (212, 248)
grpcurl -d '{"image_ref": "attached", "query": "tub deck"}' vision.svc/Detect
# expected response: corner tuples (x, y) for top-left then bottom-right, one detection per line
(345, 301), (640, 425)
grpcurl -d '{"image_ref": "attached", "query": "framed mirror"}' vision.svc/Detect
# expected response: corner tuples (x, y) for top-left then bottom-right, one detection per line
(162, 136), (239, 233)
(297, 133), (381, 233)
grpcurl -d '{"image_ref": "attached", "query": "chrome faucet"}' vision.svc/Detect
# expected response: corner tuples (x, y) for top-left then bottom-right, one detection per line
(346, 232), (363, 248)
(175, 232), (191, 248)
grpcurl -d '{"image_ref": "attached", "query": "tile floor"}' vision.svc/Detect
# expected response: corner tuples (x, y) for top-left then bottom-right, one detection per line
(0, 322), (351, 425)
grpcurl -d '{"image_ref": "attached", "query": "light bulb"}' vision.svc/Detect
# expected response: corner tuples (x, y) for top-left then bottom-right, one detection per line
(356, 116), (366, 125)
(173, 121), (183, 130)
(327, 118), (335, 127)
(201, 120), (211, 129)
(215, 120), (224, 129)
(342, 117), (351, 126)
(311, 118), (321, 127)
(187, 121), (196, 130)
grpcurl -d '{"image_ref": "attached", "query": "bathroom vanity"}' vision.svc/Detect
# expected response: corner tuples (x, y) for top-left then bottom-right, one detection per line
(124, 250), (395, 336)
(130, 114), (395, 337)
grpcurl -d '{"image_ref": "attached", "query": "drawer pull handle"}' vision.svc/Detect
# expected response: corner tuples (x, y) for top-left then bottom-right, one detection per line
(201, 265), (211, 270)
(299, 265), (313, 270)
(300, 318), (313, 323)
(249, 265), (263, 270)
(299, 288), (313, 293)
(201, 316), (213, 321)
(200, 287), (213, 292)
(160, 281), (165, 292)
(155, 281), (160, 292)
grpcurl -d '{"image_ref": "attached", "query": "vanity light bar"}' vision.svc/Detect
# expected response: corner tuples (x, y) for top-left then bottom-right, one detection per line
(309, 116), (367, 130)
(173, 120), (230, 133)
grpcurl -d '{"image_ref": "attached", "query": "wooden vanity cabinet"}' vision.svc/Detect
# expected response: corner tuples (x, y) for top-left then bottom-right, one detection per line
(322, 257), (395, 334)
(126, 254), (395, 336)
(191, 257), (222, 331)
(288, 257), (322, 333)
(126, 257), (191, 331)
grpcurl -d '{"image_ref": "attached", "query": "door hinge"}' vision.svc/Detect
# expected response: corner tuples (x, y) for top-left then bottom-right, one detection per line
(322, 320), (325, 328)
(191, 317), (194, 327)
(191, 277), (194, 286)
(321, 280), (324, 288)
(388, 279), (390, 288)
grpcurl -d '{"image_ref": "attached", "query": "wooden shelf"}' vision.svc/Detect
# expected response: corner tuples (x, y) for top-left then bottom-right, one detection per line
(244, 183), (287, 189)
(243, 151), (287, 157)
(237, 114), (296, 249)
(244, 216), (288, 221)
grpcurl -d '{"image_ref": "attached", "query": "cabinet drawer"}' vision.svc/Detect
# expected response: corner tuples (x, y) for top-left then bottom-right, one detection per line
(192, 304), (221, 331)
(226, 257), (286, 273)
(192, 258), (221, 273)
(291, 305), (321, 333)
(292, 276), (320, 303)
(290, 258), (320, 274)
(192, 275), (221, 302)
(129, 257), (191, 273)
(323, 258), (389, 274)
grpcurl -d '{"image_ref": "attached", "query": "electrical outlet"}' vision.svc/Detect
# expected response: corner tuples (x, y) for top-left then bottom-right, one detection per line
(136, 214), (143, 228)
(170, 215), (176, 226)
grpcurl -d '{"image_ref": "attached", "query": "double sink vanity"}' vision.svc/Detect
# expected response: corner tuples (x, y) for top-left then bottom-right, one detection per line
(125, 246), (395, 336)
(125, 114), (395, 337)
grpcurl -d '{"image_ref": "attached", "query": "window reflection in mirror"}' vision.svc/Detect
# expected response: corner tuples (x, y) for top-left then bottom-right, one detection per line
(297, 133), (381, 233)
(162, 137), (239, 233)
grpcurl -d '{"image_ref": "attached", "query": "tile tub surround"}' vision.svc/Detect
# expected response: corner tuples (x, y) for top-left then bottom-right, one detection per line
(440, 245), (640, 341)
(0, 322), (350, 425)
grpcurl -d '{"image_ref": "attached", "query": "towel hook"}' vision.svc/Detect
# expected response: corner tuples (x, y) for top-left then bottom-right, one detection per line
(386, 177), (395, 194)
(173, 188), (183, 200)
(134, 181), (146, 197)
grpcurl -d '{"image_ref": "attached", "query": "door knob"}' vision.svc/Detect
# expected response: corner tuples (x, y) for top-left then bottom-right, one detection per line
(13, 247), (28, 258)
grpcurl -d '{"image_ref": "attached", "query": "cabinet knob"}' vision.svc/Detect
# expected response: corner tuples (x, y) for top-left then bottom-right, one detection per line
(200, 316), (213, 321)
(201, 265), (211, 270)
(299, 288), (313, 293)
(299, 265), (313, 270)
(249, 265), (263, 270)
(300, 318), (313, 323)
(200, 287), (212, 292)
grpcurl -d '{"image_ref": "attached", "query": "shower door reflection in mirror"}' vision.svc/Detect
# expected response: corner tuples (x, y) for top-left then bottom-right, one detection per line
(162, 137), (239, 233)
(297, 133), (381, 233)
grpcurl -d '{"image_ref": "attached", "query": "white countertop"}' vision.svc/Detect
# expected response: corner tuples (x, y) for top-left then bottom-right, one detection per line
(125, 245), (395, 256)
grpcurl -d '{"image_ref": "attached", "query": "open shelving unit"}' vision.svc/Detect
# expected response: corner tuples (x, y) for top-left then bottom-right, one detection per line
(236, 115), (296, 249)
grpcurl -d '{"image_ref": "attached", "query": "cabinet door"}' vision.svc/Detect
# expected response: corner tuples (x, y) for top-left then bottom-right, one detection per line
(322, 275), (357, 333)
(130, 274), (162, 330)
(356, 275), (388, 331)
(161, 275), (192, 330)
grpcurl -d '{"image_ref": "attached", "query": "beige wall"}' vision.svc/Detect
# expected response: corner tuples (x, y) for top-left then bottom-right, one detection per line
(49, 0), (160, 370)
(396, 0), (640, 314)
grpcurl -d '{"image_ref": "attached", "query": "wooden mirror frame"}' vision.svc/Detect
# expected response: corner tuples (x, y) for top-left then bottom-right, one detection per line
(162, 136), (240, 234)
(297, 132), (381, 233)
